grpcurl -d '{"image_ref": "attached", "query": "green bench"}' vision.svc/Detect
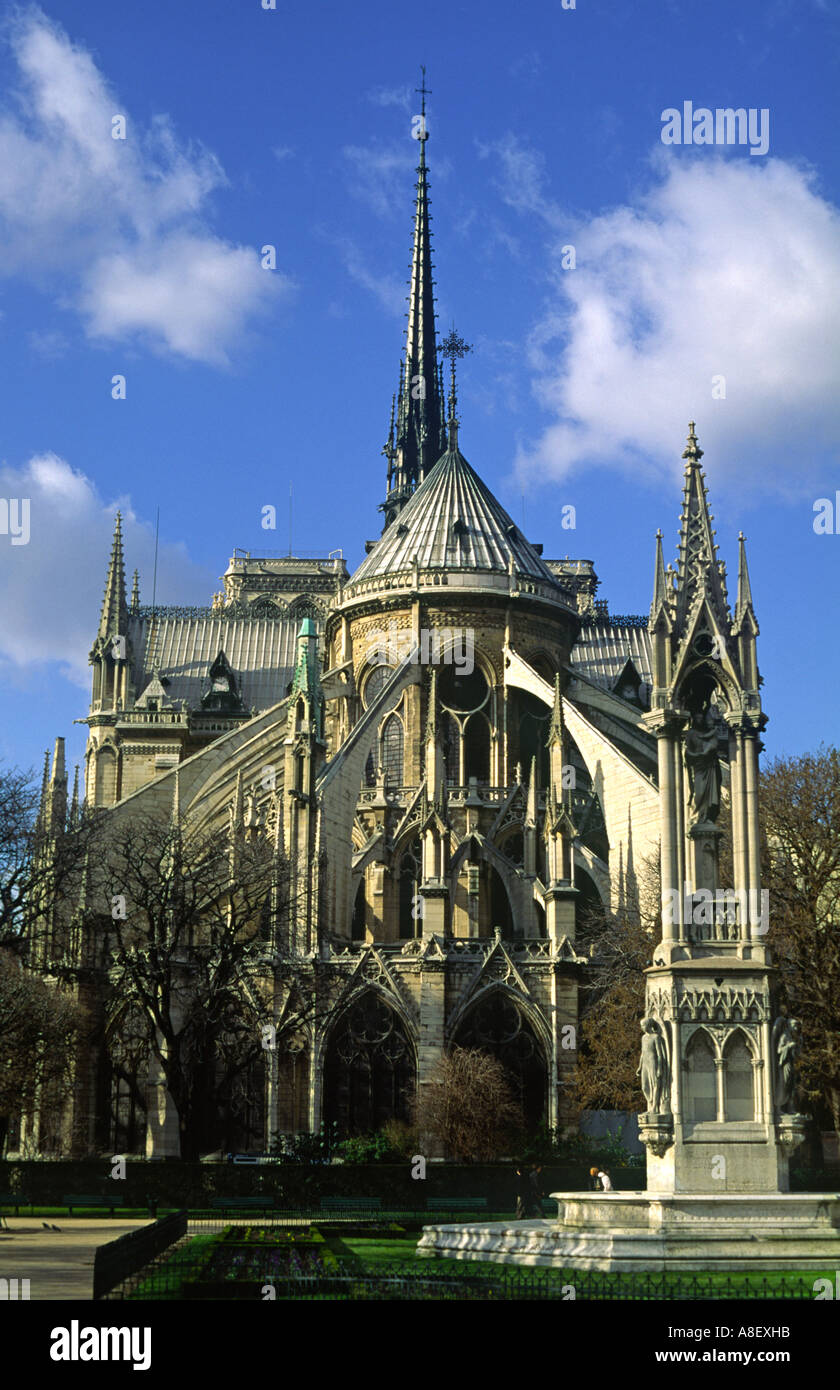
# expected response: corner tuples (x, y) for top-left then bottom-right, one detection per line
(320, 1197), (382, 1214)
(210, 1196), (277, 1213)
(426, 1197), (488, 1214)
(0, 1192), (31, 1215)
(63, 1194), (120, 1216)
(0, 1192), (31, 1228)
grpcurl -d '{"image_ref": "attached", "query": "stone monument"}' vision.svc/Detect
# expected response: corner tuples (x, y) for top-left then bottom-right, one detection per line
(418, 427), (840, 1271)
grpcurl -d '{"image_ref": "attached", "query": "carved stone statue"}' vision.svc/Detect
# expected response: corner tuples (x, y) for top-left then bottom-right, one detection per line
(772, 1016), (802, 1112)
(685, 706), (722, 825)
(637, 1018), (671, 1113)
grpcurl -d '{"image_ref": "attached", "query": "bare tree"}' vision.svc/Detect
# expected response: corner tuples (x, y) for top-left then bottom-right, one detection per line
(86, 807), (321, 1158)
(762, 746), (840, 1141)
(0, 948), (84, 1155)
(569, 855), (660, 1115)
(416, 1046), (524, 1161)
(0, 761), (95, 955)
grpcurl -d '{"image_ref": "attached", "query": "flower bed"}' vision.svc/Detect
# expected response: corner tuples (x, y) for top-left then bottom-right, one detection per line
(182, 1225), (337, 1298)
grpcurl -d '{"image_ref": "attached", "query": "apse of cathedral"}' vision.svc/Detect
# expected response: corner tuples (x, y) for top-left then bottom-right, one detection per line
(31, 103), (761, 1159)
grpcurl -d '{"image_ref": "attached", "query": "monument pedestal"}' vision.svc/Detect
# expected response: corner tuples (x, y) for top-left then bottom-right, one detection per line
(417, 1191), (840, 1272)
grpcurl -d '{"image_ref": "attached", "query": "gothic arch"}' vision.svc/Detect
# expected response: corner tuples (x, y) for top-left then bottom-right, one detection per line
(449, 986), (549, 1130)
(682, 1027), (717, 1123)
(249, 597), (288, 619)
(95, 742), (119, 806)
(464, 711), (491, 782)
(288, 595), (326, 628)
(321, 988), (417, 1137)
(722, 1028), (756, 1122)
(675, 657), (740, 716)
(380, 712), (404, 785)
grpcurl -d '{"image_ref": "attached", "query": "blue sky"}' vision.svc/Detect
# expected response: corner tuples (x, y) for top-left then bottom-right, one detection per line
(0, 0), (838, 784)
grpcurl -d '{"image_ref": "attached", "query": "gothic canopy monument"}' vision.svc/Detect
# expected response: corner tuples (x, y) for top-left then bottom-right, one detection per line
(420, 442), (840, 1272)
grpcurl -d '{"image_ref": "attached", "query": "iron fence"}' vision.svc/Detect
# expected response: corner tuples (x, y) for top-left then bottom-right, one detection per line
(93, 1209), (188, 1300)
(118, 1236), (817, 1302)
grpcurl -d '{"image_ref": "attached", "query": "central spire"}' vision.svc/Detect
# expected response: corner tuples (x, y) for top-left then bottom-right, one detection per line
(381, 68), (447, 531)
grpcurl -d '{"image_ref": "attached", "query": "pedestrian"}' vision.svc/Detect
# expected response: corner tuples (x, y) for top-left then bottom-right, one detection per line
(588, 1166), (600, 1191)
(597, 1167), (613, 1191)
(514, 1165), (529, 1218)
(527, 1163), (545, 1217)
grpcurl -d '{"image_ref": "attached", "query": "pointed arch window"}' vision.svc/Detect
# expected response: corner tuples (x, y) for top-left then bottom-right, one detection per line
(724, 1032), (755, 1121)
(398, 837), (422, 940)
(684, 1031), (716, 1122)
(351, 879), (367, 942)
(464, 712), (491, 782)
(381, 714), (404, 786)
(441, 712), (460, 784)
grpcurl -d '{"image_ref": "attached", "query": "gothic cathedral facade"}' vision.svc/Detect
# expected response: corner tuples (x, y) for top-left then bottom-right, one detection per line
(27, 119), (764, 1160)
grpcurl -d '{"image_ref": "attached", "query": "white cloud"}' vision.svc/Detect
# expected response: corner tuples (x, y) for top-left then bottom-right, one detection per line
(0, 452), (213, 685)
(0, 8), (287, 363)
(478, 133), (564, 225)
(27, 328), (69, 359)
(514, 154), (840, 496)
(338, 240), (406, 316)
(367, 85), (413, 114)
(342, 141), (421, 217)
(80, 235), (274, 364)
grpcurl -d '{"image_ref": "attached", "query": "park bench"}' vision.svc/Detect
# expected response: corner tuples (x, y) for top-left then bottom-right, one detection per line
(63, 1194), (120, 1216)
(320, 1197), (382, 1215)
(426, 1197), (488, 1214)
(0, 1192), (31, 1216)
(210, 1196), (277, 1214)
(0, 1192), (31, 1228)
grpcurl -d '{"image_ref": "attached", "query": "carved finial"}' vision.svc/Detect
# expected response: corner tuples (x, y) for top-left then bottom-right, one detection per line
(682, 421), (704, 464)
(439, 327), (472, 450)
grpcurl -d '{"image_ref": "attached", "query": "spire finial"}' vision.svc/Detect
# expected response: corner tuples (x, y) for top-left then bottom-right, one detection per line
(439, 328), (472, 449)
(682, 421), (704, 464)
(382, 82), (446, 525)
(736, 531), (755, 622)
(415, 65), (431, 128)
(98, 510), (129, 639)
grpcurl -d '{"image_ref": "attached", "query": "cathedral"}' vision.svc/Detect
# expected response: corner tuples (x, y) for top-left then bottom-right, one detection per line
(25, 112), (764, 1160)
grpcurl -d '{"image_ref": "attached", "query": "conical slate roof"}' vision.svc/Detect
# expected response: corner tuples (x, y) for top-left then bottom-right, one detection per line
(350, 438), (559, 588)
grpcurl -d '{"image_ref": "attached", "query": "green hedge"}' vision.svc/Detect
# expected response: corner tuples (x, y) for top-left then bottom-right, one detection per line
(3, 1160), (835, 1209)
(0, 1160), (643, 1209)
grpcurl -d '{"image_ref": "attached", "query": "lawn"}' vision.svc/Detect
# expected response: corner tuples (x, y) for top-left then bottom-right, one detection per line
(123, 1224), (831, 1300)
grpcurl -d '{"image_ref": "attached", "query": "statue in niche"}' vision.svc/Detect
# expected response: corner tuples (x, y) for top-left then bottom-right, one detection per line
(772, 1016), (802, 1112)
(685, 703), (722, 826)
(637, 1018), (671, 1113)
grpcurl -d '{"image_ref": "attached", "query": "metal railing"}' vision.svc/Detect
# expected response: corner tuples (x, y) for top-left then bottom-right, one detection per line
(93, 1208), (188, 1300)
(122, 1237), (817, 1301)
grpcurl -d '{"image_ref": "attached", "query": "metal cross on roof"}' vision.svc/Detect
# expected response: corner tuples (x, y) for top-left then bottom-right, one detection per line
(416, 65), (431, 117)
(439, 329), (472, 426)
(439, 328), (472, 364)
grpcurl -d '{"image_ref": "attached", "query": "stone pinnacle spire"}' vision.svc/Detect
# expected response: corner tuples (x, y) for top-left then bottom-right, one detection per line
(381, 69), (447, 530)
(674, 423), (728, 629)
(735, 532), (754, 621)
(98, 512), (129, 639)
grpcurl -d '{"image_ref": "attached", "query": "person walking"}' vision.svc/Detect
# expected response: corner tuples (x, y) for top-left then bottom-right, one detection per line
(527, 1163), (545, 1217)
(514, 1165), (530, 1218)
(588, 1166), (600, 1190)
(596, 1167), (613, 1191)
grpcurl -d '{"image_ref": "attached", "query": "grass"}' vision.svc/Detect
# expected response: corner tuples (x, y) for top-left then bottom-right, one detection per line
(118, 1222), (835, 1300)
